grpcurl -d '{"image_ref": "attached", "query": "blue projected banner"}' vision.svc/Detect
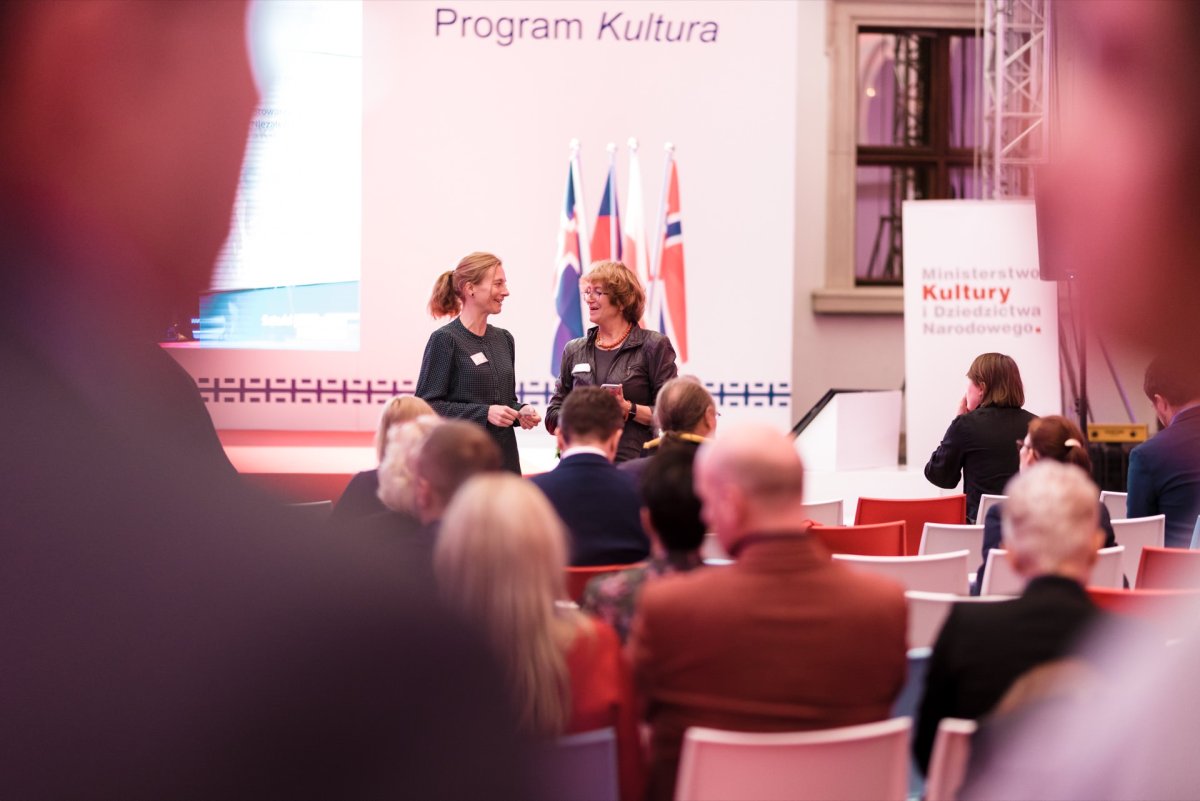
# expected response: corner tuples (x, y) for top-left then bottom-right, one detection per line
(196, 281), (359, 350)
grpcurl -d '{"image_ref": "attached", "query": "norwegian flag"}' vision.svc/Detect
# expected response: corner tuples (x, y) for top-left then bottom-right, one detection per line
(551, 154), (586, 376)
(590, 151), (622, 262)
(623, 139), (649, 322)
(653, 153), (688, 362)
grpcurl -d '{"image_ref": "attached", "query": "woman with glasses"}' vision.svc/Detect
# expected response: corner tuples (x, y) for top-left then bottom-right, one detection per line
(416, 251), (540, 473)
(972, 415), (1118, 594)
(546, 261), (679, 462)
(925, 353), (1036, 523)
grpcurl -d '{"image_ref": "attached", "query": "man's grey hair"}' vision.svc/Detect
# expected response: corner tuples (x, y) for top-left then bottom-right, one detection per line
(1001, 461), (1100, 575)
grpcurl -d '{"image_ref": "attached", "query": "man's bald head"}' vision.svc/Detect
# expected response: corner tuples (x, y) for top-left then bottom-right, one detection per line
(695, 423), (806, 551)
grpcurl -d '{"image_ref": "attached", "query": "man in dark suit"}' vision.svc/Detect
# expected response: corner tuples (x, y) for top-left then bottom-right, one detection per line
(0, 3), (527, 797)
(913, 460), (1108, 774)
(629, 424), (908, 801)
(1127, 352), (1200, 548)
(531, 386), (649, 566)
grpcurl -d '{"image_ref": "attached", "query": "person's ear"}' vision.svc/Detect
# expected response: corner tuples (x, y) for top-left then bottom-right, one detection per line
(556, 430), (567, 452)
(704, 404), (718, 434)
(605, 428), (622, 460)
(640, 507), (664, 553)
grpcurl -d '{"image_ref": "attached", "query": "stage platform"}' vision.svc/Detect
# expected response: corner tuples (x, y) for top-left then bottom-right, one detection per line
(221, 429), (958, 513)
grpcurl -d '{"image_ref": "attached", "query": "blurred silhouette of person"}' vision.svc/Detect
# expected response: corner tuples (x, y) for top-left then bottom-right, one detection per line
(0, 2), (528, 797)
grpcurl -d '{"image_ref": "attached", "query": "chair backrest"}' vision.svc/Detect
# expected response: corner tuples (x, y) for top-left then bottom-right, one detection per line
(1100, 490), (1129, 521)
(1111, 515), (1166, 587)
(833, 551), (970, 595)
(905, 591), (1011, 650)
(800, 498), (845, 526)
(543, 727), (618, 801)
(1136, 546), (1200, 590)
(1087, 586), (1200, 619)
(564, 564), (642, 603)
(918, 523), (985, 561)
(675, 718), (911, 801)
(855, 495), (967, 555)
(978, 549), (1025, 596)
(810, 521), (905, 557)
(976, 494), (1006, 524)
(924, 718), (978, 801)
(1088, 545), (1125, 588)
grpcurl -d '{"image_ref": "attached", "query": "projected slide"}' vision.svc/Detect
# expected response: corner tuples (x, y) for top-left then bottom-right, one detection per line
(199, 0), (361, 350)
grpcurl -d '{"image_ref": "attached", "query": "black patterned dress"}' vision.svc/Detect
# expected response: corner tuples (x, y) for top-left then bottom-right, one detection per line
(415, 318), (523, 473)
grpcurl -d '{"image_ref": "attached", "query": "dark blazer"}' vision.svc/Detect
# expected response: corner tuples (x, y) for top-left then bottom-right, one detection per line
(925, 405), (1037, 522)
(416, 318), (524, 474)
(913, 575), (1103, 774)
(974, 501), (1117, 594)
(330, 468), (384, 522)
(630, 533), (908, 801)
(546, 326), (679, 462)
(1127, 406), (1200, 548)
(530, 452), (650, 566)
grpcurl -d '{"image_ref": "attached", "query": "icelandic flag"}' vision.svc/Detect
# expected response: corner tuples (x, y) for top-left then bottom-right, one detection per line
(655, 157), (688, 362)
(551, 159), (585, 376)
(590, 160), (622, 262)
(623, 142), (649, 322)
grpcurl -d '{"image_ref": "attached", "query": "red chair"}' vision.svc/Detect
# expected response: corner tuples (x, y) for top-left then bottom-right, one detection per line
(1088, 586), (1200, 617)
(565, 564), (644, 604)
(810, 521), (906, 557)
(1135, 547), (1200, 590)
(855, 495), (967, 556)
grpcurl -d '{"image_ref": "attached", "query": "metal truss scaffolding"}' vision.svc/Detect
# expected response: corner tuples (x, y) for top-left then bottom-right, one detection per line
(980, 0), (1052, 199)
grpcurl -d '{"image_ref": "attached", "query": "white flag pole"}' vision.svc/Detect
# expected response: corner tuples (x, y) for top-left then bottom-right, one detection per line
(648, 142), (674, 328)
(571, 139), (590, 334)
(605, 142), (619, 259)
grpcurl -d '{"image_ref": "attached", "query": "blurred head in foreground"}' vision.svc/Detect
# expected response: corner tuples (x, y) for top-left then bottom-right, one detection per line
(1001, 461), (1103, 583)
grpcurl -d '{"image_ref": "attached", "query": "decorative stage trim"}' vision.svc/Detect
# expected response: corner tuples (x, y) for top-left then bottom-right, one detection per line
(195, 377), (791, 408)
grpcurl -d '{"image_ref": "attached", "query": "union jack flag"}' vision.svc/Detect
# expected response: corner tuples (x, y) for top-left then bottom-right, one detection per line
(551, 155), (586, 376)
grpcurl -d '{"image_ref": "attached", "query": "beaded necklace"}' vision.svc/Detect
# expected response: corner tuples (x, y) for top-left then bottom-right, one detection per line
(596, 322), (633, 351)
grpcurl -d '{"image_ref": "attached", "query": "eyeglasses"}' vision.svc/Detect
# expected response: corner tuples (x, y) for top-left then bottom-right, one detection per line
(582, 288), (607, 299)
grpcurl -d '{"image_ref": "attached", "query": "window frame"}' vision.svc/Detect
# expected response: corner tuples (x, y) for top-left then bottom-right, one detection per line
(814, 0), (977, 315)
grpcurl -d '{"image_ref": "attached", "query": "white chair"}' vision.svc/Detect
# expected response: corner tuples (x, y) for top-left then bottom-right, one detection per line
(544, 727), (618, 801)
(675, 718), (911, 801)
(978, 549), (1025, 596)
(834, 551), (970, 595)
(976, 494), (1005, 524)
(925, 718), (978, 801)
(1112, 515), (1166, 587)
(1100, 490), (1128, 521)
(800, 498), (844, 526)
(905, 591), (1011, 650)
(1089, 545), (1126, 588)
(919, 523), (985, 562)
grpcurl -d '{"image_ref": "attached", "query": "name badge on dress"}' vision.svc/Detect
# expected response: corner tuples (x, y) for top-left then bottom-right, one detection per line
(572, 363), (591, 374)
(471, 352), (488, 366)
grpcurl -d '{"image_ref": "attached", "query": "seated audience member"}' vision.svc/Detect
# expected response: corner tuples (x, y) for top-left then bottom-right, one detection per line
(582, 443), (707, 642)
(629, 424), (907, 801)
(531, 387), (650, 566)
(914, 461), (1108, 774)
(619, 376), (717, 485)
(1127, 353), (1200, 547)
(435, 474), (643, 801)
(974, 415), (1117, 594)
(364, 419), (500, 573)
(331, 395), (434, 521)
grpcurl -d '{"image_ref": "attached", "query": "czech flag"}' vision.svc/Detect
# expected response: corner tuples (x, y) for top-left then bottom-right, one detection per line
(551, 156), (586, 376)
(590, 156), (622, 263)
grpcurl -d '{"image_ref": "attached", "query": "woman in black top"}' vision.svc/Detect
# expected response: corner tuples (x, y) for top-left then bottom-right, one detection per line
(925, 352), (1036, 522)
(416, 252), (540, 473)
(546, 261), (678, 462)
